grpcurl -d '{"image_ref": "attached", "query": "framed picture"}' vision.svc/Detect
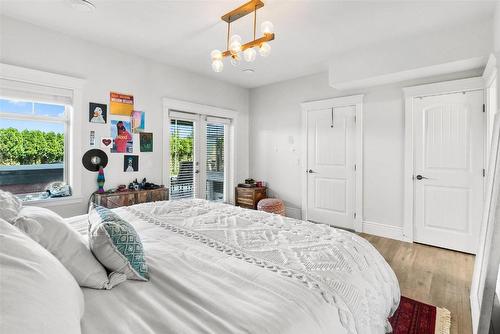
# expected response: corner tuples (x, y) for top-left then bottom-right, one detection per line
(124, 155), (139, 172)
(110, 120), (133, 153)
(131, 110), (145, 133)
(110, 92), (134, 116)
(89, 102), (107, 123)
(140, 132), (153, 152)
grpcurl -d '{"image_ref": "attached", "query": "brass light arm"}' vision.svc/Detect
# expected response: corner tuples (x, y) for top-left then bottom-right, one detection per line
(222, 33), (274, 58)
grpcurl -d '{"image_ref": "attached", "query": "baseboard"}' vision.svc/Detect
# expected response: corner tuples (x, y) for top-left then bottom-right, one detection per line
(285, 206), (302, 219)
(362, 220), (410, 242)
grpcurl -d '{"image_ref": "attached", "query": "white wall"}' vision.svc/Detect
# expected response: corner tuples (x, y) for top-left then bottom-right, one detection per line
(329, 19), (492, 89)
(249, 69), (483, 235)
(0, 16), (250, 217)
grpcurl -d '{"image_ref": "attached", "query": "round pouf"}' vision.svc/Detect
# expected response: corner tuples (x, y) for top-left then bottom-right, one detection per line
(257, 198), (285, 216)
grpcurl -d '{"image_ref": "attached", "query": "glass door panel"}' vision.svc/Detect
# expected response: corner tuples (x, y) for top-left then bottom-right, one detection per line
(169, 119), (195, 199)
(206, 122), (225, 202)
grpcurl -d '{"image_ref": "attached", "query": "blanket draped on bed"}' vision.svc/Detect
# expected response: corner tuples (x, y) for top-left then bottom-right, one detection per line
(125, 199), (400, 334)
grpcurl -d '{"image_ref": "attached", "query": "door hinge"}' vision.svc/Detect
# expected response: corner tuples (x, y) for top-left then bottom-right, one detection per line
(354, 116), (356, 123)
(483, 104), (486, 113)
(353, 212), (357, 219)
(354, 164), (357, 171)
(483, 169), (486, 177)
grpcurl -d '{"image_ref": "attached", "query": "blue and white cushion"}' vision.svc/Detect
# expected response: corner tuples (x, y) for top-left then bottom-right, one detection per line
(88, 205), (149, 281)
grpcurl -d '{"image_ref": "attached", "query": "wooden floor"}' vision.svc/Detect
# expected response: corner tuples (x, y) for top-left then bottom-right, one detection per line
(360, 233), (475, 334)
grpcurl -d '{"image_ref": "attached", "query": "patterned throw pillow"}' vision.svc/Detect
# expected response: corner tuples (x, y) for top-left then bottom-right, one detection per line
(88, 205), (149, 281)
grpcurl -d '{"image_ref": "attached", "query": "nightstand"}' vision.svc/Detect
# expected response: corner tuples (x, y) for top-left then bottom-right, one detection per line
(235, 186), (267, 210)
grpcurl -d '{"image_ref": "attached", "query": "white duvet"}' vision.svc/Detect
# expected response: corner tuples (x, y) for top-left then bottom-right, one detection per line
(67, 199), (399, 334)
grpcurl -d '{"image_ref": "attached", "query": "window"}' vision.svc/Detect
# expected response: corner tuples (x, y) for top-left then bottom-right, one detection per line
(0, 97), (69, 201)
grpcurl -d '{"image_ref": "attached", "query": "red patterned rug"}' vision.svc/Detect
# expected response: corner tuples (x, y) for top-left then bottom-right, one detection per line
(388, 296), (451, 334)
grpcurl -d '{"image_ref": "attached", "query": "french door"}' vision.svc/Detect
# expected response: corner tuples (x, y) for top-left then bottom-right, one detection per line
(168, 111), (229, 202)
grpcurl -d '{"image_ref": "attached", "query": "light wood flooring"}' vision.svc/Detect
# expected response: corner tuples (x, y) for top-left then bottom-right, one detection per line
(360, 233), (475, 334)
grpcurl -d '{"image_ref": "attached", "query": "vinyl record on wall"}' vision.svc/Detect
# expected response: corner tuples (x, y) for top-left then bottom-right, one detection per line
(82, 149), (108, 172)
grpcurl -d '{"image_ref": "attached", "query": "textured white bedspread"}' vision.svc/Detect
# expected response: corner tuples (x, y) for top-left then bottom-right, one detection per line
(67, 199), (399, 334)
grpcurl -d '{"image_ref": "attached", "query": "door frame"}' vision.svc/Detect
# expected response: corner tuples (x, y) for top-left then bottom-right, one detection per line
(402, 77), (485, 243)
(300, 94), (364, 232)
(162, 98), (237, 203)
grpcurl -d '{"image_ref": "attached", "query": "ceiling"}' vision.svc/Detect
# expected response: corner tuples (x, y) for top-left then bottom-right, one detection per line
(0, 0), (496, 88)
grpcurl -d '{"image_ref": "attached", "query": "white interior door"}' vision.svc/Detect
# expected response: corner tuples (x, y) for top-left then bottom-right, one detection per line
(306, 106), (356, 230)
(413, 90), (484, 253)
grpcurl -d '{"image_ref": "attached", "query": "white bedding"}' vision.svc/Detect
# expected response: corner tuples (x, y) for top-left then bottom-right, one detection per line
(67, 199), (399, 334)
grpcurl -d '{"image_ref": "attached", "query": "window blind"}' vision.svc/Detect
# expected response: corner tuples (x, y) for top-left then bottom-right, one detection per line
(206, 122), (225, 202)
(0, 79), (73, 105)
(169, 119), (195, 199)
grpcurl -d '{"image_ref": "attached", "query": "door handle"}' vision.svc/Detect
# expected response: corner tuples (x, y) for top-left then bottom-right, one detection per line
(195, 170), (200, 174)
(307, 169), (316, 174)
(415, 175), (429, 180)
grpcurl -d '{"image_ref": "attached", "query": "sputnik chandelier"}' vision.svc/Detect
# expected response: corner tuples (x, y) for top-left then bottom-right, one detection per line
(210, 0), (275, 72)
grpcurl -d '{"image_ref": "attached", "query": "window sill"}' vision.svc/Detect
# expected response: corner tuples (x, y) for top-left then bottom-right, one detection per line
(22, 195), (84, 208)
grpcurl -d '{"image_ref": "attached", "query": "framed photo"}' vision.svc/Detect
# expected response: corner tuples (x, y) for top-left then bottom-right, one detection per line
(124, 155), (139, 172)
(140, 132), (153, 152)
(89, 102), (107, 124)
(131, 110), (145, 133)
(110, 120), (133, 153)
(110, 92), (134, 116)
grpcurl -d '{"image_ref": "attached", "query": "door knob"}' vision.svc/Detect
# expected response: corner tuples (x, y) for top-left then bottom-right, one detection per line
(416, 175), (429, 180)
(308, 169), (316, 174)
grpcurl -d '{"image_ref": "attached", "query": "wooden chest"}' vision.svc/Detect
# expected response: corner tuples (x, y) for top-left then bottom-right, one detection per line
(235, 186), (267, 210)
(93, 187), (168, 209)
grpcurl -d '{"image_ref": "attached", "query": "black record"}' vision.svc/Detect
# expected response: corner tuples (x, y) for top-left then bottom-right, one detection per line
(82, 149), (108, 172)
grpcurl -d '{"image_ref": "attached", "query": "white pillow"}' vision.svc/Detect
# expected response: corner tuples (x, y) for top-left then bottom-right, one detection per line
(0, 190), (22, 222)
(14, 206), (125, 289)
(0, 218), (83, 334)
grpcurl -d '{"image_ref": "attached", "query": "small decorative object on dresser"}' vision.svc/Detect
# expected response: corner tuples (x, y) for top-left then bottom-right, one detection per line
(92, 187), (168, 209)
(235, 186), (266, 210)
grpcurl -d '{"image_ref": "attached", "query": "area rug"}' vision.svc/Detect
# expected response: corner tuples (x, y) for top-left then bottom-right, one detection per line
(388, 296), (451, 334)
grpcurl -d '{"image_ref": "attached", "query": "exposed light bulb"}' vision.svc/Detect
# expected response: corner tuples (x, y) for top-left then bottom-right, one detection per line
(261, 21), (274, 35)
(229, 34), (242, 55)
(243, 48), (257, 62)
(210, 49), (222, 61)
(212, 60), (224, 72)
(230, 55), (240, 67)
(259, 42), (272, 57)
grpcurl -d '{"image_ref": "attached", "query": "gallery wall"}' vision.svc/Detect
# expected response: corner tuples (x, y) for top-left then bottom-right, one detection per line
(0, 16), (250, 217)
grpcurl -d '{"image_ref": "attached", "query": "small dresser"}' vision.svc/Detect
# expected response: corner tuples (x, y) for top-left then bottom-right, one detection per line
(235, 186), (267, 210)
(92, 187), (168, 209)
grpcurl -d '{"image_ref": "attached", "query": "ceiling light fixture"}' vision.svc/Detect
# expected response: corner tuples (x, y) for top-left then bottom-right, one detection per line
(69, 0), (96, 12)
(211, 0), (275, 73)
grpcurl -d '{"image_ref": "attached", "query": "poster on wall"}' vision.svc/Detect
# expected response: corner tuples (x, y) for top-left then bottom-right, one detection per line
(89, 103), (107, 123)
(110, 120), (133, 153)
(89, 130), (96, 146)
(140, 132), (153, 152)
(100, 137), (113, 149)
(110, 92), (134, 116)
(124, 155), (139, 172)
(131, 110), (145, 133)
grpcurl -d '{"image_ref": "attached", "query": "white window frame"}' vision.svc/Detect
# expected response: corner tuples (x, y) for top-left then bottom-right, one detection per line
(162, 98), (237, 204)
(0, 63), (85, 207)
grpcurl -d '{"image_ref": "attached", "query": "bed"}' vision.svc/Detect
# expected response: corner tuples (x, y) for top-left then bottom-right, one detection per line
(65, 199), (400, 334)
